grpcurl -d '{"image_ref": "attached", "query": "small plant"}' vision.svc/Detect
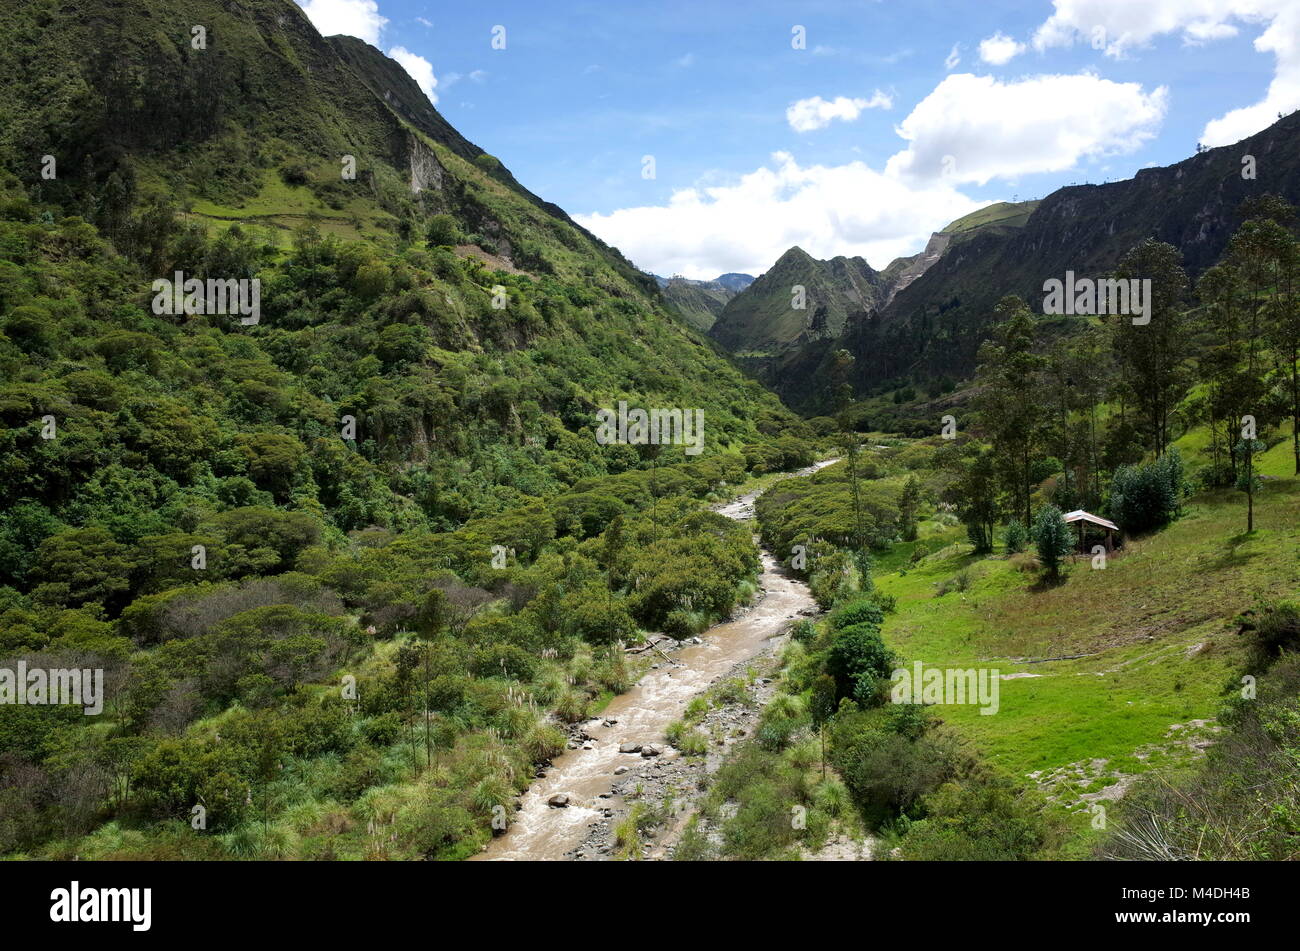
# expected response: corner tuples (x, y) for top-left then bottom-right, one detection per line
(935, 570), (971, 597)
(1003, 519), (1028, 554)
(1032, 504), (1073, 578)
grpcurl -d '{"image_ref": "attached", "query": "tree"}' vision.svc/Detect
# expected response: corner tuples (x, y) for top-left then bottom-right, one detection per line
(1235, 434), (1265, 533)
(1032, 504), (1073, 579)
(976, 296), (1046, 528)
(1044, 328), (1109, 509)
(1107, 451), (1184, 535)
(940, 442), (999, 553)
(826, 621), (895, 705)
(1236, 198), (1300, 475)
(1112, 239), (1191, 455)
(898, 475), (921, 542)
(426, 214), (461, 247)
(810, 673), (838, 780)
(601, 514), (627, 588)
(1003, 519), (1028, 554)
(414, 589), (447, 638)
(32, 527), (133, 609)
(1198, 262), (1259, 485)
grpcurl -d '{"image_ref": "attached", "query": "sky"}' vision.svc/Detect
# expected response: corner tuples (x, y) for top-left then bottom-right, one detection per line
(296, 0), (1300, 280)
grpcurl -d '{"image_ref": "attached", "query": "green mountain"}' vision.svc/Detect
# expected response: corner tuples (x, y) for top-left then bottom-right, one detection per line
(0, 0), (823, 861)
(707, 247), (889, 354)
(653, 273), (753, 332)
(0, 0), (796, 501)
(709, 201), (1039, 359)
(768, 115), (1300, 412)
(658, 277), (735, 332)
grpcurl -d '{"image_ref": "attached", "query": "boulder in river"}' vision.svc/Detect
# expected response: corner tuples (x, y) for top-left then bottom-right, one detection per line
(641, 744), (662, 757)
(547, 793), (570, 808)
(618, 742), (642, 754)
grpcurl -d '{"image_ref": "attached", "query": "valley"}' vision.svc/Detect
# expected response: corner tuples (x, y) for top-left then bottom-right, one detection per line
(0, 0), (1298, 873)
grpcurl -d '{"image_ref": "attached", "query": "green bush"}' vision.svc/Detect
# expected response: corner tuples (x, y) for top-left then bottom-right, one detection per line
(829, 598), (884, 632)
(1003, 519), (1028, 553)
(426, 214), (461, 247)
(1107, 450), (1184, 535)
(1031, 504), (1073, 578)
(826, 621), (895, 705)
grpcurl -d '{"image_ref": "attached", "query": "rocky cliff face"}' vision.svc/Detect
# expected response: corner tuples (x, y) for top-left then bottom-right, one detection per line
(763, 111), (1300, 412)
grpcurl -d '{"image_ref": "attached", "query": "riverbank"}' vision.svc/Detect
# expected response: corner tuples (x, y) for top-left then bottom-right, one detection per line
(474, 459), (835, 861)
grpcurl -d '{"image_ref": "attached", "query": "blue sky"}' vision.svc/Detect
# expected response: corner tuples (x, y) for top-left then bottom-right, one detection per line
(297, 0), (1299, 278)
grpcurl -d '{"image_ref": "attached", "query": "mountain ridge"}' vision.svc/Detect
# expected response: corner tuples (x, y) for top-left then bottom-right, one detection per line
(746, 117), (1300, 413)
(708, 200), (1040, 357)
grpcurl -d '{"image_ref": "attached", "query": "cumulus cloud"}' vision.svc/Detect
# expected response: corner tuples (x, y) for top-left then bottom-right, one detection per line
(297, 0), (387, 45)
(389, 46), (438, 102)
(578, 66), (1176, 277)
(978, 32), (1025, 65)
(885, 72), (1168, 185)
(574, 152), (986, 279)
(1029, 0), (1300, 146)
(786, 92), (892, 132)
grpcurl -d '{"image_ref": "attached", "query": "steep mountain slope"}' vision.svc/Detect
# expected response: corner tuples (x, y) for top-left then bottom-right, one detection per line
(0, 0), (654, 291)
(0, 0), (818, 862)
(774, 114), (1300, 411)
(708, 247), (889, 353)
(658, 276), (739, 332)
(710, 201), (1038, 358)
(0, 0), (802, 528)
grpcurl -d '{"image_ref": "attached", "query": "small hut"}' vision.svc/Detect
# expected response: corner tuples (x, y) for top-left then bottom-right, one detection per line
(1062, 510), (1119, 554)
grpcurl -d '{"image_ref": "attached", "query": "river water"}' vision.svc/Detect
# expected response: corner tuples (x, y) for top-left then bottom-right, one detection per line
(474, 459), (833, 861)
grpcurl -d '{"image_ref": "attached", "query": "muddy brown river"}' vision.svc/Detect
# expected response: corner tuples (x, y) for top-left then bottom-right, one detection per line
(474, 460), (834, 861)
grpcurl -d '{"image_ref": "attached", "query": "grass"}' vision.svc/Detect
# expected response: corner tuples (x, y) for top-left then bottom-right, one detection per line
(873, 473), (1299, 782)
(181, 168), (390, 244)
(943, 199), (1041, 235)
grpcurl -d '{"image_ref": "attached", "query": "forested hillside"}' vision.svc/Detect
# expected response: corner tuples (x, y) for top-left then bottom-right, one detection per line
(0, 0), (817, 858)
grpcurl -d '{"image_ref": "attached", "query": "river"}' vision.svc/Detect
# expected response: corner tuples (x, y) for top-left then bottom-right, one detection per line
(474, 458), (835, 861)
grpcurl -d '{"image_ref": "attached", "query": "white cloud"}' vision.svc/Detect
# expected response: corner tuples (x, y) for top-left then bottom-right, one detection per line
(388, 46), (438, 103)
(578, 66), (1178, 277)
(574, 152), (986, 279)
(979, 32), (1026, 65)
(885, 72), (1168, 185)
(1183, 20), (1238, 45)
(416, 16), (433, 28)
(297, 0), (387, 45)
(1028, 0), (1300, 146)
(945, 43), (962, 70)
(786, 92), (892, 132)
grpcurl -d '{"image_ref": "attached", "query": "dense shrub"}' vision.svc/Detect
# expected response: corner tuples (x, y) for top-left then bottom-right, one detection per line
(1107, 450), (1184, 535)
(826, 621), (895, 705)
(1031, 504), (1073, 578)
(1003, 519), (1028, 553)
